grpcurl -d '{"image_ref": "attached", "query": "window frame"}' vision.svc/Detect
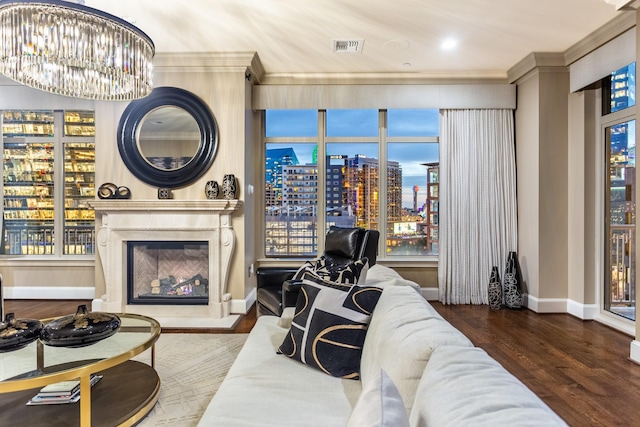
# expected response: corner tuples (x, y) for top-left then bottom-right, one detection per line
(262, 109), (439, 264)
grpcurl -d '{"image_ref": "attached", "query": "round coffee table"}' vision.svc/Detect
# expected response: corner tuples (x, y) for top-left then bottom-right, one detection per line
(0, 312), (161, 427)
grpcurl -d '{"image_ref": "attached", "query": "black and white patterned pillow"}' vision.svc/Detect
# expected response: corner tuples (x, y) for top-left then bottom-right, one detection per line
(292, 260), (316, 281)
(314, 256), (368, 284)
(278, 272), (382, 379)
(292, 256), (369, 284)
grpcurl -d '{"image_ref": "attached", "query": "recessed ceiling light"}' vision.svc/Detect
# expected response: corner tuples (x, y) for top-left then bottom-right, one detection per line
(441, 38), (458, 51)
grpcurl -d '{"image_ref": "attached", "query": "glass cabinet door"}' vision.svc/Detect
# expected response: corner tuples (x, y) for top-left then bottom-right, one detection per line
(2, 110), (56, 255)
(64, 111), (96, 255)
(64, 141), (95, 255)
(1, 110), (96, 256)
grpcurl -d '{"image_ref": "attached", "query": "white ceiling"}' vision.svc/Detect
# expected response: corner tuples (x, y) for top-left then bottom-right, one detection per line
(81, 0), (626, 80)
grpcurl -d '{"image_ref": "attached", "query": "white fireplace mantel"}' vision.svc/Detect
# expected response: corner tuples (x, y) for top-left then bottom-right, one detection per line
(89, 199), (243, 326)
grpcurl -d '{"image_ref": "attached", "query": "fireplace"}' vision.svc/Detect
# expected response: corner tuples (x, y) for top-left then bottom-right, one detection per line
(127, 240), (209, 305)
(90, 199), (242, 326)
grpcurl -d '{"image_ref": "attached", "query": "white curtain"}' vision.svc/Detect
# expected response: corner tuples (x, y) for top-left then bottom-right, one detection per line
(438, 109), (517, 305)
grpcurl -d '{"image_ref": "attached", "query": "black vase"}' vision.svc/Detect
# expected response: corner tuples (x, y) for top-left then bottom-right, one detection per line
(40, 305), (121, 348)
(222, 174), (237, 199)
(205, 180), (219, 199)
(504, 251), (523, 309)
(488, 266), (502, 310)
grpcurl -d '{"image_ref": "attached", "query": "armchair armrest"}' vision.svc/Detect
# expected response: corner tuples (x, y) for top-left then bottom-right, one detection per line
(256, 267), (297, 317)
(282, 279), (302, 310)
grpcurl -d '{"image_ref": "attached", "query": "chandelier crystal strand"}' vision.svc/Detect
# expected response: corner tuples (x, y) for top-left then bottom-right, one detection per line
(0, 0), (154, 100)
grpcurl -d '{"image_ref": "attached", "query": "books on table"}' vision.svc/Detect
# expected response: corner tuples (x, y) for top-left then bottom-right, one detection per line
(27, 374), (102, 405)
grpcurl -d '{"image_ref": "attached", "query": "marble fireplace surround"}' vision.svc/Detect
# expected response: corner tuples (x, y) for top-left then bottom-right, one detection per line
(89, 200), (243, 328)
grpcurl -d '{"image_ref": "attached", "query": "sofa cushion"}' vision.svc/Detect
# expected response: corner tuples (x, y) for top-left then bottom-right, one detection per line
(364, 264), (421, 290)
(409, 345), (568, 426)
(198, 315), (362, 427)
(278, 273), (382, 379)
(347, 369), (410, 427)
(360, 285), (473, 414)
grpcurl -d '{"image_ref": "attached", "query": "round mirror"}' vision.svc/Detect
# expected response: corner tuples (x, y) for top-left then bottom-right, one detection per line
(137, 106), (201, 171)
(118, 87), (218, 188)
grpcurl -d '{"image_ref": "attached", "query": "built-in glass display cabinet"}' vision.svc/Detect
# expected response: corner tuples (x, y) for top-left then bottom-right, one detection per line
(1, 110), (95, 255)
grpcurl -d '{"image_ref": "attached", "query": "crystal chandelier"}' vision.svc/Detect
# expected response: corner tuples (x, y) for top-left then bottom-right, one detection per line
(0, 0), (155, 100)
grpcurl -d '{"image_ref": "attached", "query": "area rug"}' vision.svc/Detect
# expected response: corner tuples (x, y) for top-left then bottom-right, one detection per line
(133, 333), (248, 427)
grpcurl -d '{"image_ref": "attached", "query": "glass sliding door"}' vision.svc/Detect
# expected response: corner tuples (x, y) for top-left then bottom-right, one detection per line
(605, 120), (636, 320)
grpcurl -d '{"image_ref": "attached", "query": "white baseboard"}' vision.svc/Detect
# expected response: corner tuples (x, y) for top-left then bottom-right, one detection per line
(630, 340), (640, 364)
(524, 294), (567, 313)
(524, 295), (599, 318)
(231, 287), (256, 314)
(4, 286), (95, 300)
(566, 299), (599, 320)
(421, 287), (439, 301)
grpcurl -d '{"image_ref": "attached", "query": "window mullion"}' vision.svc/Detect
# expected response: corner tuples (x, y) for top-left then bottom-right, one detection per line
(317, 110), (327, 254)
(379, 110), (388, 258)
(53, 110), (64, 256)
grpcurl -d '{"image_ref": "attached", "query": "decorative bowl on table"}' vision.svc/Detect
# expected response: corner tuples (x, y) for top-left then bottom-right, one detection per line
(40, 304), (121, 348)
(0, 313), (43, 352)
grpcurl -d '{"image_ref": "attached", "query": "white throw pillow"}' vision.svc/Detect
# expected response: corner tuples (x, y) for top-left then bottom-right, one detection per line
(347, 369), (410, 427)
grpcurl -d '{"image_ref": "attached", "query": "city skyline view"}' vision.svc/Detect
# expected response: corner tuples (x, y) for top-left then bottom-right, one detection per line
(266, 109), (439, 209)
(264, 108), (440, 257)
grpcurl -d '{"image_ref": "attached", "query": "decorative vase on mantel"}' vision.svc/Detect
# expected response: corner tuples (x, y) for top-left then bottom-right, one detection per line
(222, 174), (237, 200)
(503, 251), (523, 309)
(488, 266), (502, 310)
(205, 180), (219, 199)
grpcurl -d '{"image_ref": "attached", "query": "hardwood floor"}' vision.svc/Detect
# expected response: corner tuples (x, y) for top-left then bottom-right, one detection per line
(3, 299), (257, 333)
(6, 299), (639, 425)
(4, 299), (94, 320)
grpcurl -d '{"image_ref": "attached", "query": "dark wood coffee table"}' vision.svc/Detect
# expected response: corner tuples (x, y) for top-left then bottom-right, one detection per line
(0, 313), (161, 427)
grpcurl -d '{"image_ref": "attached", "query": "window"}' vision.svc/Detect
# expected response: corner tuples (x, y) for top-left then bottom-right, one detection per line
(265, 109), (439, 258)
(602, 63), (636, 321)
(2, 110), (96, 256)
(603, 63), (636, 115)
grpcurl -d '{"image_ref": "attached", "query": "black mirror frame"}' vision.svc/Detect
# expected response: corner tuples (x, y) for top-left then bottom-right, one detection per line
(117, 86), (218, 188)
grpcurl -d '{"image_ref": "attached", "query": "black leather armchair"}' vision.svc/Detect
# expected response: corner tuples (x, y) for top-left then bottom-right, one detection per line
(256, 226), (379, 317)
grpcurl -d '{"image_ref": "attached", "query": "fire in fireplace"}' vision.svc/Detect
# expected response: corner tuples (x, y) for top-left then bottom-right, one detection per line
(126, 241), (209, 305)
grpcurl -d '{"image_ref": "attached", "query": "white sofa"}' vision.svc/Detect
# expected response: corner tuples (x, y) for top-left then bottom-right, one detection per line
(198, 265), (567, 426)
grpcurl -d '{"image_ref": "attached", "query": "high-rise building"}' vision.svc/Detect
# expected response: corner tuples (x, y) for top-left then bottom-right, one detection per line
(265, 147), (299, 206)
(282, 164), (318, 215)
(610, 63), (636, 113)
(425, 162), (439, 254)
(343, 155), (401, 230)
(327, 155), (347, 211)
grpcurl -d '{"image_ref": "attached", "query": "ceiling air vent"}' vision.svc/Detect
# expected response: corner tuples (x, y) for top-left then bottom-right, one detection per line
(332, 39), (365, 53)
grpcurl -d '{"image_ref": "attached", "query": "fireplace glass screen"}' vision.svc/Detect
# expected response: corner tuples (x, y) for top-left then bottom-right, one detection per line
(127, 241), (209, 305)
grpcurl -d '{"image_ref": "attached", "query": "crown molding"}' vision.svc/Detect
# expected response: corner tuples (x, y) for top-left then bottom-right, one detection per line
(259, 72), (509, 85)
(507, 52), (566, 84)
(564, 11), (636, 65)
(602, 0), (640, 10)
(153, 52), (265, 82)
(508, 11), (636, 84)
